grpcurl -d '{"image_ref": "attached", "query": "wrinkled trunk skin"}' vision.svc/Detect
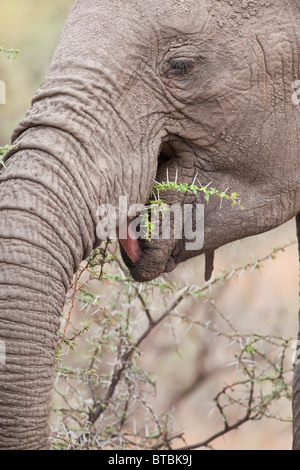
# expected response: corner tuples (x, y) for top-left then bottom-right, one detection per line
(0, 130), (100, 448)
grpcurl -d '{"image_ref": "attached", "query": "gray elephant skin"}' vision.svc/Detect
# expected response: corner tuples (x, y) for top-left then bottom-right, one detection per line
(1, 0), (300, 450)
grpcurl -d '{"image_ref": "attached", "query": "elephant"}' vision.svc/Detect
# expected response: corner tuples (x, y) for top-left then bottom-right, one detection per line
(0, 0), (300, 450)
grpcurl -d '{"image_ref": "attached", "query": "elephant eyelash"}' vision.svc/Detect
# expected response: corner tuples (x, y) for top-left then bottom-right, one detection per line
(164, 57), (196, 78)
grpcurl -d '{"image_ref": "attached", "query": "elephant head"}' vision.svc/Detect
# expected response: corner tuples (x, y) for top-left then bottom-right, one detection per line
(0, 0), (300, 449)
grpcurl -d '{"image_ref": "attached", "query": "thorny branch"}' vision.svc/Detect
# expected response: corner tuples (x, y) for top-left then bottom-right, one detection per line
(51, 240), (296, 450)
(88, 290), (187, 425)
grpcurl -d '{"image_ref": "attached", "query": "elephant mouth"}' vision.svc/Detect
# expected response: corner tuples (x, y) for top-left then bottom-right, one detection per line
(118, 207), (178, 282)
(118, 139), (215, 283)
(118, 141), (181, 281)
(118, 231), (177, 282)
(119, 229), (214, 283)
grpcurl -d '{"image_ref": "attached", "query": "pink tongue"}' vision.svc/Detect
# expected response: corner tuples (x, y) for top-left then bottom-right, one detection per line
(118, 222), (143, 264)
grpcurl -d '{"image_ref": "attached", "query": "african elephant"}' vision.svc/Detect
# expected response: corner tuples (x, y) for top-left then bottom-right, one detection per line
(0, 0), (300, 450)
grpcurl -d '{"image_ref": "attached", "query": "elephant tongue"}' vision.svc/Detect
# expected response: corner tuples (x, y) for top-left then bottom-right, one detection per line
(118, 222), (143, 264)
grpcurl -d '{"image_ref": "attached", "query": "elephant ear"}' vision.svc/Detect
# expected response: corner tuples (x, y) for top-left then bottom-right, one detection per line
(293, 213), (300, 449)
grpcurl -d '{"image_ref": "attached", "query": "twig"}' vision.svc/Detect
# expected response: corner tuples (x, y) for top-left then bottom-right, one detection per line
(88, 291), (187, 425)
(175, 415), (251, 450)
(56, 272), (79, 354)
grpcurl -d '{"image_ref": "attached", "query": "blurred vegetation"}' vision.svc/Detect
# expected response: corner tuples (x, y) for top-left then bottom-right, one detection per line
(1, 0), (299, 450)
(0, 0), (73, 143)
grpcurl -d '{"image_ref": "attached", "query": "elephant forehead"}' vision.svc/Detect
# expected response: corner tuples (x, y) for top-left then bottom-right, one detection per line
(143, 0), (209, 34)
(69, 0), (208, 38)
(54, 0), (209, 63)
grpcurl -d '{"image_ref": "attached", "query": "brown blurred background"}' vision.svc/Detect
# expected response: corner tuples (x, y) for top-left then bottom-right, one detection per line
(1, 0), (298, 449)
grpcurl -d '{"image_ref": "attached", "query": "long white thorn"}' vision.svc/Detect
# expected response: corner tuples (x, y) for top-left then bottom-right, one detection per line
(192, 172), (198, 186)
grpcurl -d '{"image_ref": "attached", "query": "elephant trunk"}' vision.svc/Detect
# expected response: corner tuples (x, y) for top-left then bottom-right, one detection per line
(0, 0), (158, 448)
(0, 127), (101, 449)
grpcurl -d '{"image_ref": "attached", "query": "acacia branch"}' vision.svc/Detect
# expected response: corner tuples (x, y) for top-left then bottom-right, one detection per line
(175, 415), (251, 450)
(88, 291), (187, 425)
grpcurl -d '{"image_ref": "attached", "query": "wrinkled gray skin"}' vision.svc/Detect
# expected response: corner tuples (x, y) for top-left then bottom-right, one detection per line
(1, 0), (300, 449)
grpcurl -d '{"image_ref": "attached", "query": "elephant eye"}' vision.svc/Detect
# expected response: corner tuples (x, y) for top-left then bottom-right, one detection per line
(166, 57), (195, 77)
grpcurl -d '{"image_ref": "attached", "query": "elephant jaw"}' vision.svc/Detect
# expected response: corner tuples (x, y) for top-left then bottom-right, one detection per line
(118, 220), (216, 283)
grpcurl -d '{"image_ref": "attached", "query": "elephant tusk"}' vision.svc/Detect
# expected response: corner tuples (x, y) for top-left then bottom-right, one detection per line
(205, 251), (215, 282)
